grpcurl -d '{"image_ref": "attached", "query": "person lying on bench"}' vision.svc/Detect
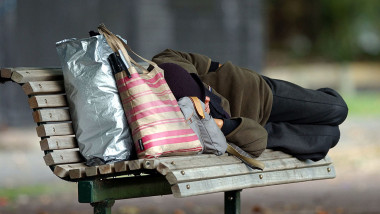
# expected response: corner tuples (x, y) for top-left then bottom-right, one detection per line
(152, 49), (348, 161)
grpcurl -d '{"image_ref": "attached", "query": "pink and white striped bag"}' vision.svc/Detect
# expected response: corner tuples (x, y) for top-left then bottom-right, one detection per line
(99, 25), (203, 159)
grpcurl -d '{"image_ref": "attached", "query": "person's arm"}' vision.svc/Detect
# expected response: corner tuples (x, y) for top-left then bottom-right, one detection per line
(152, 49), (212, 76)
(214, 118), (240, 136)
(218, 117), (268, 158)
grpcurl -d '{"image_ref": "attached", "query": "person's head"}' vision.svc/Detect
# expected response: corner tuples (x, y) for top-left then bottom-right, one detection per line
(158, 63), (211, 113)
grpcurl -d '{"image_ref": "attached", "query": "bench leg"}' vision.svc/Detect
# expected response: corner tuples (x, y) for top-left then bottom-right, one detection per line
(91, 199), (115, 214)
(224, 190), (241, 214)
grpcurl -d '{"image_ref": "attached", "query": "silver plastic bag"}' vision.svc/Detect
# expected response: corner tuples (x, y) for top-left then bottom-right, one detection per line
(56, 35), (135, 166)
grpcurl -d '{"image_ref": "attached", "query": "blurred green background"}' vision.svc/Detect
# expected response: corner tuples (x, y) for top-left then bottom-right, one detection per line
(265, 0), (380, 119)
(267, 0), (380, 63)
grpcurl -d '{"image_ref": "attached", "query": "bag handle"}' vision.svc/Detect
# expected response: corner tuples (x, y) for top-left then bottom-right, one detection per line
(227, 144), (265, 170)
(98, 24), (156, 74)
(189, 97), (205, 119)
(189, 97), (264, 169)
(98, 24), (134, 70)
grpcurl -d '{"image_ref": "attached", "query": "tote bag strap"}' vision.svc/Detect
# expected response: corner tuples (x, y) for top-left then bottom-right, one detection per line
(189, 97), (205, 119)
(227, 143), (265, 170)
(98, 24), (157, 74)
(189, 96), (264, 169)
(98, 24), (134, 71)
(122, 43), (158, 67)
(124, 51), (151, 74)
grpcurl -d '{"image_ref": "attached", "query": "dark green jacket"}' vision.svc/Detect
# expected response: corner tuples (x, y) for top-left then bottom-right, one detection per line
(152, 49), (273, 157)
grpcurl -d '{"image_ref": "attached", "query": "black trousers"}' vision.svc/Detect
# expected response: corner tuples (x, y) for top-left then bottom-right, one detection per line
(262, 76), (348, 161)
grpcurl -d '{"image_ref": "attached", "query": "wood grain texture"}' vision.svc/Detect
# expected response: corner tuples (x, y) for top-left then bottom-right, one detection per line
(260, 156), (332, 172)
(0, 68), (12, 78)
(54, 163), (86, 178)
(40, 137), (77, 150)
(166, 163), (251, 185)
(257, 150), (293, 161)
(28, 95), (67, 108)
(22, 81), (64, 95)
(157, 155), (241, 176)
(165, 156), (332, 185)
(85, 166), (99, 177)
(99, 163), (115, 175)
(128, 159), (144, 170)
(32, 109), (71, 122)
(11, 68), (62, 83)
(172, 165), (336, 197)
(114, 161), (129, 172)
(43, 149), (84, 166)
(69, 167), (86, 179)
(143, 154), (219, 170)
(36, 123), (74, 137)
(1, 67), (55, 78)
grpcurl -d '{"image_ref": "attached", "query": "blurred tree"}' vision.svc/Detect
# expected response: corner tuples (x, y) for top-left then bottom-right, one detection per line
(267, 0), (380, 62)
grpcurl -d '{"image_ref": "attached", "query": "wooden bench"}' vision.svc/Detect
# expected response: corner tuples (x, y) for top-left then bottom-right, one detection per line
(0, 67), (336, 214)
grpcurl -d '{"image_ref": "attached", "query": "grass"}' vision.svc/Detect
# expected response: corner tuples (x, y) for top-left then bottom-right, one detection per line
(343, 92), (380, 116)
(0, 183), (75, 202)
(0, 185), (51, 201)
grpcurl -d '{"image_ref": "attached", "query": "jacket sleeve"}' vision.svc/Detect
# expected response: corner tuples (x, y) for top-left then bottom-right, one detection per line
(225, 117), (268, 158)
(152, 49), (211, 76)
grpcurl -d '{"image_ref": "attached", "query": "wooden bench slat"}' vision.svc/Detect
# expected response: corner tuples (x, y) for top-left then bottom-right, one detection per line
(143, 154), (219, 170)
(166, 163), (249, 185)
(28, 95), (68, 108)
(171, 164), (335, 198)
(128, 159), (144, 171)
(54, 163), (86, 178)
(99, 163), (115, 175)
(157, 155), (241, 176)
(104, 160), (144, 174)
(257, 150), (293, 161)
(40, 137), (77, 150)
(43, 149), (84, 166)
(0, 68), (12, 78)
(114, 161), (129, 173)
(33, 109), (71, 122)
(2, 67), (58, 78)
(22, 81), (64, 95)
(149, 150), (293, 175)
(165, 156), (332, 185)
(84, 163), (123, 177)
(69, 167), (86, 179)
(36, 123), (74, 137)
(85, 166), (99, 177)
(262, 156), (332, 172)
(151, 150), (291, 175)
(11, 68), (63, 83)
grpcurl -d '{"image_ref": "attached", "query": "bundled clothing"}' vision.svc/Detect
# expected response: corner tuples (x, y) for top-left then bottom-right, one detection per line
(263, 78), (348, 160)
(152, 49), (348, 161)
(154, 49), (272, 158)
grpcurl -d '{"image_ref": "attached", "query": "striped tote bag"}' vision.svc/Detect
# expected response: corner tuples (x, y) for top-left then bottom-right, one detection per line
(99, 25), (203, 158)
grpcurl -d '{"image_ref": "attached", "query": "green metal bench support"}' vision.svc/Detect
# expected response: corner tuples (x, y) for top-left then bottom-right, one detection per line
(225, 190), (242, 214)
(79, 174), (245, 214)
(78, 174), (172, 213)
(91, 200), (115, 214)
